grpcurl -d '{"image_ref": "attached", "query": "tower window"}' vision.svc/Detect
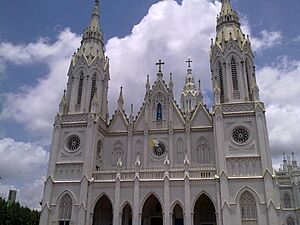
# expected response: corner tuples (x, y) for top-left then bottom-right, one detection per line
(77, 73), (84, 105)
(59, 194), (72, 225)
(245, 60), (252, 100)
(90, 74), (97, 109)
(240, 191), (257, 221)
(218, 62), (225, 103)
(231, 58), (239, 91)
(283, 193), (291, 208)
(157, 103), (162, 121)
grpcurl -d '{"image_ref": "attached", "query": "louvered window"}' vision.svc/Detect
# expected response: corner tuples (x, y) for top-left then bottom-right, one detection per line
(90, 74), (97, 108)
(77, 73), (84, 105)
(245, 60), (252, 100)
(218, 62), (225, 103)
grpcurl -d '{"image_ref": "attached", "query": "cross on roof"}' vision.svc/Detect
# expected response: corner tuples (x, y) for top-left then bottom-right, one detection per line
(186, 58), (192, 68)
(156, 59), (165, 73)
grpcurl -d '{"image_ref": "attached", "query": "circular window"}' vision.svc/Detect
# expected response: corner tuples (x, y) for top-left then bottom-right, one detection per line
(153, 141), (166, 157)
(232, 127), (249, 144)
(66, 135), (81, 151)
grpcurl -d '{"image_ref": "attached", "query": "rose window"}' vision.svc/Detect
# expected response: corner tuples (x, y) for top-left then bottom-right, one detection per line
(66, 135), (81, 151)
(232, 128), (249, 144)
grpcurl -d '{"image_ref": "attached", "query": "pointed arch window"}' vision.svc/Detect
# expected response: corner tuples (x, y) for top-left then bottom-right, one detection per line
(283, 193), (291, 208)
(90, 73), (97, 108)
(245, 60), (252, 100)
(218, 61), (225, 103)
(77, 73), (84, 106)
(112, 141), (123, 166)
(196, 137), (210, 163)
(231, 58), (239, 99)
(240, 191), (257, 221)
(59, 194), (72, 225)
(157, 103), (162, 121)
(287, 216), (295, 225)
(177, 138), (184, 164)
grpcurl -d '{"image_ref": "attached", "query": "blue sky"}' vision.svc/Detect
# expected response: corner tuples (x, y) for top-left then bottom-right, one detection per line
(0, 0), (299, 209)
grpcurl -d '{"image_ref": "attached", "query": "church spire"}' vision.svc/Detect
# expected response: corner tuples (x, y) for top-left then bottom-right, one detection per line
(77, 0), (105, 61)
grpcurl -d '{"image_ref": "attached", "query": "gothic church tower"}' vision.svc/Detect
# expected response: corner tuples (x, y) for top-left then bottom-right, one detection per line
(210, 0), (278, 224)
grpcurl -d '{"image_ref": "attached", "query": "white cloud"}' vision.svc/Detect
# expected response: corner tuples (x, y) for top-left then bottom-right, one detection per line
(292, 34), (300, 42)
(257, 57), (300, 161)
(0, 138), (49, 208)
(0, 28), (81, 137)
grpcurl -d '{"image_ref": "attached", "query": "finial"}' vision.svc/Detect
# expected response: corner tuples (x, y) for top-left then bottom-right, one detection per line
(156, 59), (165, 73)
(186, 58), (192, 68)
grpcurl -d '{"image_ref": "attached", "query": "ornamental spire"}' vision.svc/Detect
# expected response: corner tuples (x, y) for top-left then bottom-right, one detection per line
(117, 86), (124, 111)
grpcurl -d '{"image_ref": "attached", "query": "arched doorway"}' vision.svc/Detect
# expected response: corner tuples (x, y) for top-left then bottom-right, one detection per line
(173, 204), (184, 225)
(122, 204), (132, 225)
(194, 194), (216, 225)
(142, 194), (163, 225)
(92, 195), (113, 225)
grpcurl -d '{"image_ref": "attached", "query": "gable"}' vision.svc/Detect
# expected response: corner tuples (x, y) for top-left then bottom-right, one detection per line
(109, 111), (128, 132)
(172, 103), (185, 129)
(190, 104), (212, 127)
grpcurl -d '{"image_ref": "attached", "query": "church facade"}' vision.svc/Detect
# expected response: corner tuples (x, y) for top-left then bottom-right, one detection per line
(39, 1), (300, 225)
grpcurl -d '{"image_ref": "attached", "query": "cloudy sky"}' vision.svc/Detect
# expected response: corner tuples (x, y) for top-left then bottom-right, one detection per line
(0, 0), (299, 209)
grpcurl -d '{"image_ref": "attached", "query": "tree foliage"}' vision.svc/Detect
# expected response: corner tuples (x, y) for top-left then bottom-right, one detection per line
(0, 197), (40, 225)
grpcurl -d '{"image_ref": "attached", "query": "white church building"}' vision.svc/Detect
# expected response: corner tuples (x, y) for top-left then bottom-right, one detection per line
(39, 1), (300, 225)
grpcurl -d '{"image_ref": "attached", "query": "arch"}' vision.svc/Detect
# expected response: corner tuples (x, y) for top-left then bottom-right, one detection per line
(234, 186), (262, 204)
(170, 200), (185, 213)
(239, 191), (257, 221)
(140, 192), (164, 213)
(283, 215), (296, 225)
(91, 193), (114, 212)
(283, 192), (291, 208)
(191, 191), (217, 213)
(92, 194), (113, 225)
(193, 193), (216, 225)
(58, 193), (72, 225)
(176, 138), (184, 164)
(121, 203), (133, 225)
(142, 193), (163, 225)
(56, 190), (76, 206)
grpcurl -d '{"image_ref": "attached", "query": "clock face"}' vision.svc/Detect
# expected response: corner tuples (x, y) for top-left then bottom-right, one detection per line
(151, 139), (166, 157)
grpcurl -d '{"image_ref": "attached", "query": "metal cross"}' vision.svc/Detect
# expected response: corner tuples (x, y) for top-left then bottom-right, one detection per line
(156, 59), (165, 73)
(186, 58), (192, 68)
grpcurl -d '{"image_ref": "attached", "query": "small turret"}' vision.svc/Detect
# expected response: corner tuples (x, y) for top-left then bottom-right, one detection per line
(180, 59), (203, 112)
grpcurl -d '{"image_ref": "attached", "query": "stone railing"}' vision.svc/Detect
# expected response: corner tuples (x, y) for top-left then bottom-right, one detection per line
(92, 166), (216, 182)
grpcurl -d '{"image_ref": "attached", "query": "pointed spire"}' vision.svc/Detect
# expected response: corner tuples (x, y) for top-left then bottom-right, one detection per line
(59, 90), (67, 115)
(76, 0), (104, 62)
(117, 86), (124, 110)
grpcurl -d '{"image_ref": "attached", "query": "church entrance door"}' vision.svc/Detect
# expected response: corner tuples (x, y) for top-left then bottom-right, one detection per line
(173, 204), (184, 225)
(92, 195), (113, 225)
(122, 204), (132, 225)
(193, 194), (216, 225)
(142, 194), (163, 225)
